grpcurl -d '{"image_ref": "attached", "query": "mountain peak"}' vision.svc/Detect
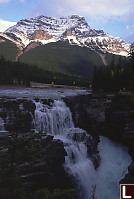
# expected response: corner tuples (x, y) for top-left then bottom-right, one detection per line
(3, 14), (130, 56)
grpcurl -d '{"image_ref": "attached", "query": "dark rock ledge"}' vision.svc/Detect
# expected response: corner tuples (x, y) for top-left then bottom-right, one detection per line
(64, 93), (134, 184)
(64, 93), (113, 141)
(0, 97), (75, 199)
(0, 132), (74, 198)
(0, 93), (134, 195)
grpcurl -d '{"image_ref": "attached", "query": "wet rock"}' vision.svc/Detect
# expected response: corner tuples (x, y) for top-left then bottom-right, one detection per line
(64, 93), (112, 142)
(120, 163), (134, 184)
(42, 135), (54, 146)
(102, 95), (134, 159)
(0, 97), (35, 133)
(64, 93), (113, 169)
(41, 98), (54, 106)
(22, 100), (36, 114)
(64, 93), (134, 182)
(17, 135), (73, 190)
(0, 132), (73, 193)
(101, 94), (134, 184)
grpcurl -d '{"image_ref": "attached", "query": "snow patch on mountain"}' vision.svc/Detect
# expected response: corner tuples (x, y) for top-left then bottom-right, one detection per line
(4, 14), (130, 56)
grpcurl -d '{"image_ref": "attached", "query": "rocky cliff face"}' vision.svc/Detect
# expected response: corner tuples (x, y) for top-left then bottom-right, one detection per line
(64, 93), (112, 141)
(64, 93), (134, 159)
(0, 97), (73, 195)
(30, 29), (53, 40)
(64, 93), (134, 184)
(0, 95), (101, 199)
(102, 95), (134, 158)
(0, 96), (101, 198)
(1, 14), (130, 56)
(0, 94), (133, 192)
(101, 94), (134, 184)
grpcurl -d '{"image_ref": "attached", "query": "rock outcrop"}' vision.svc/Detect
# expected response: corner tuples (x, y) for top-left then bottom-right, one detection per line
(0, 93), (134, 190)
(100, 94), (134, 184)
(0, 98), (35, 133)
(30, 29), (53, 40)
(17, 135), (72, 190)
(64, 93), (134, 184)
(0, 97), (74, 197)
(64, 93), (112, 141)
(102, 94), (134, 159)
(0, 131), (74, 198)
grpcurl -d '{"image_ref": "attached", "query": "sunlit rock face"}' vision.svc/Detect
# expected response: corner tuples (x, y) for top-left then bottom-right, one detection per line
(30, 29), (53, 40)
(1, 14), (129, 56)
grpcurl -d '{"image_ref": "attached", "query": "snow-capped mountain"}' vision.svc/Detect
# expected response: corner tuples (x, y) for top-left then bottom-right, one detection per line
(2, 15), (130, 56)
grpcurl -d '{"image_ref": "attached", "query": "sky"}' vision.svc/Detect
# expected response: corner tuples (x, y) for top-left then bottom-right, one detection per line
(0, 0), (134, 43)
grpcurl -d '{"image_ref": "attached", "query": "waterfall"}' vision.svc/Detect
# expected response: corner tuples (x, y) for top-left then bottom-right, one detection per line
(33, 99), (132, 199)
(33, 100), (97, 199)
(34, 100), (74, 135)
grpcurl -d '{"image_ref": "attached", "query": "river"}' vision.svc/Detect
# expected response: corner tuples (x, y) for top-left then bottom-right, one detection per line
(0, 87), (91, 99)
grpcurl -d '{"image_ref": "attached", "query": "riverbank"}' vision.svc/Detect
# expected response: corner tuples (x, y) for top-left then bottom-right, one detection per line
(30, 82), (90, 90)
(0, 83), (90, 90)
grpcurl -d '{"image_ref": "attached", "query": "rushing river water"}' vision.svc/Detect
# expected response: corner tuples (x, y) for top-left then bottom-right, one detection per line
(0, 88), (132, 199)
(33, 98), (132, 199)
(0, 87), (91, 99)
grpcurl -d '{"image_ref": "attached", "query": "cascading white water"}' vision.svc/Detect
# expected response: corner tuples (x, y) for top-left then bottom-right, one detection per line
(33, 99), (132, 199)
(34, 100), (97, 199)
(34, 100), (74, 135)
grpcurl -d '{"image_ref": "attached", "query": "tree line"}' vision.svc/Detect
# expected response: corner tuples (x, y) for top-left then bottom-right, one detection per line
(0, 56), (89, 87)
(92, 44), (134, 92)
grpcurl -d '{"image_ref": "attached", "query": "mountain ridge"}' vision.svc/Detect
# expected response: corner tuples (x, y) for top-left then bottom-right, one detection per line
(1, 14), (130, 57)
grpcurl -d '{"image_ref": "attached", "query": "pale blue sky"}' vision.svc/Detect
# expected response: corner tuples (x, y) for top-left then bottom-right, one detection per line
(0, 0), (134, 43)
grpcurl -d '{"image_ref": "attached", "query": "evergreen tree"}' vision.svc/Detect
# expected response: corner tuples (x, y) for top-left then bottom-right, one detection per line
(129, 43), (134, 63)
(0, 56), (90, 87)
(129, 43), (134, 89)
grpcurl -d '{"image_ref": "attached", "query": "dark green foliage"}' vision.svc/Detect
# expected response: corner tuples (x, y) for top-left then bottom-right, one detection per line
(0, 36), (18, 61)
(105, 52), (126, 66)
(19, 41), (104, 79)
(129, 43), (134, 62)
(0, 56), (90, 87)
(92, 53), (133, 92)
(0, 37), (128, 83)
(129, 43), (134, 88)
